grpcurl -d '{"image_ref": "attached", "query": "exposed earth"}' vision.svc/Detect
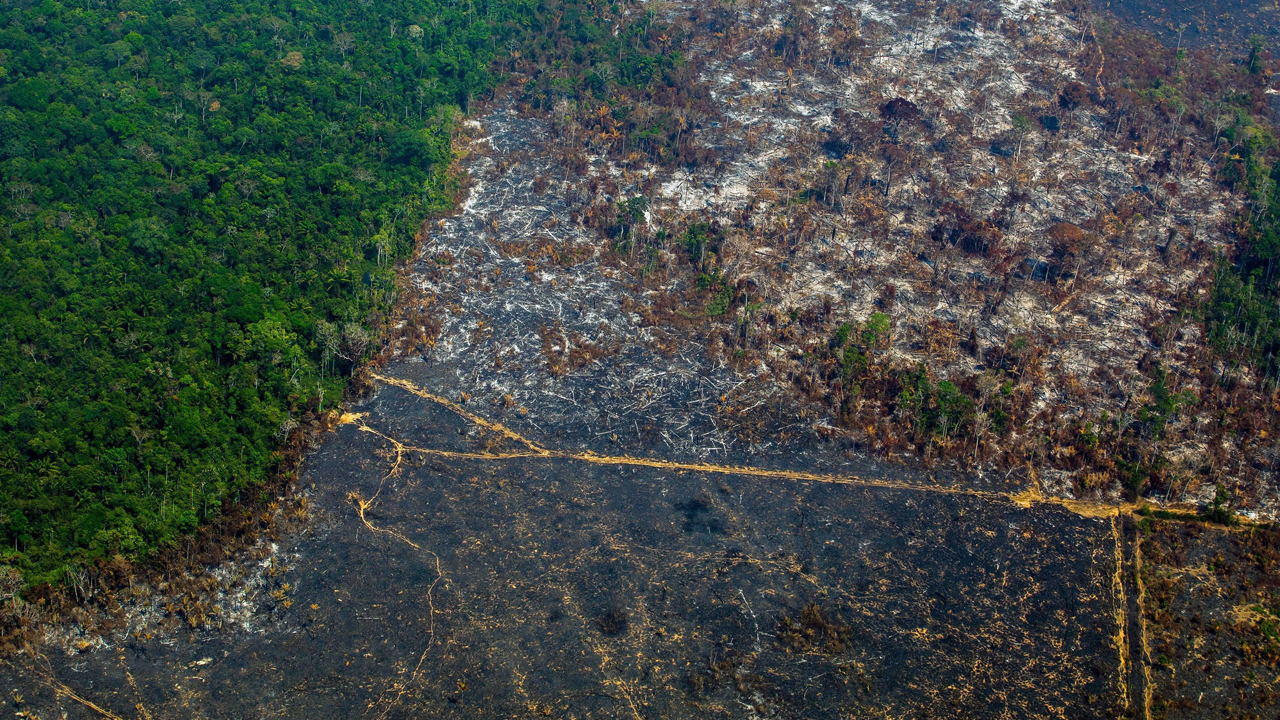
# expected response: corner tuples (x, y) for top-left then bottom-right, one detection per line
(1103, 0), (1280, 48)
(2, 380), (1130, 719)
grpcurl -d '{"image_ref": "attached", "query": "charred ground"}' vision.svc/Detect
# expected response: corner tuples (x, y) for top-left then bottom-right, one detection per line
(2, 380), (1126, 719)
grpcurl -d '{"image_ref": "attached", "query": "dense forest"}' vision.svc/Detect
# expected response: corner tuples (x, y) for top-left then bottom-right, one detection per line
(0, 0), (679, 586)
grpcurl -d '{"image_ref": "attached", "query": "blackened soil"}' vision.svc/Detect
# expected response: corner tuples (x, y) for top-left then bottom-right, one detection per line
(1099, 0), (1280, 48)
(3, 383), (1127, 719)
(1139, 519), (1280, 719)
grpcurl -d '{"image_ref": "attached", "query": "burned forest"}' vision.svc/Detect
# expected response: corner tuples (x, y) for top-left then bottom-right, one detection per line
(510, 0), (1259, 517)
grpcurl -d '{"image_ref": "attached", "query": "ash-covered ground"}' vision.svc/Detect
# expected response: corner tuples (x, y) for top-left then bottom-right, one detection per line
(1103, 0), (1280, 49)
(402, 105), (770, 465)
(423, 0), (1261, 514)
(2, 387), (1127, 719)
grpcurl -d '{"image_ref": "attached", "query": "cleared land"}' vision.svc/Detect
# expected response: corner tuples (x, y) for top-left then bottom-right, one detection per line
(5, 374), (1130, 719)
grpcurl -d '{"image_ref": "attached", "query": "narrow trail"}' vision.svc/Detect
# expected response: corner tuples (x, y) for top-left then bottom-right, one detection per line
(3, 656), (129, 720)
(343, 402), (445, 720)
(1130, 518), (1155, 720)
(364, 372), (1125, 519)
(349, 371), (1145, 716)
(1111, 514), (1131, 715)
(370, 373), (553, 456)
